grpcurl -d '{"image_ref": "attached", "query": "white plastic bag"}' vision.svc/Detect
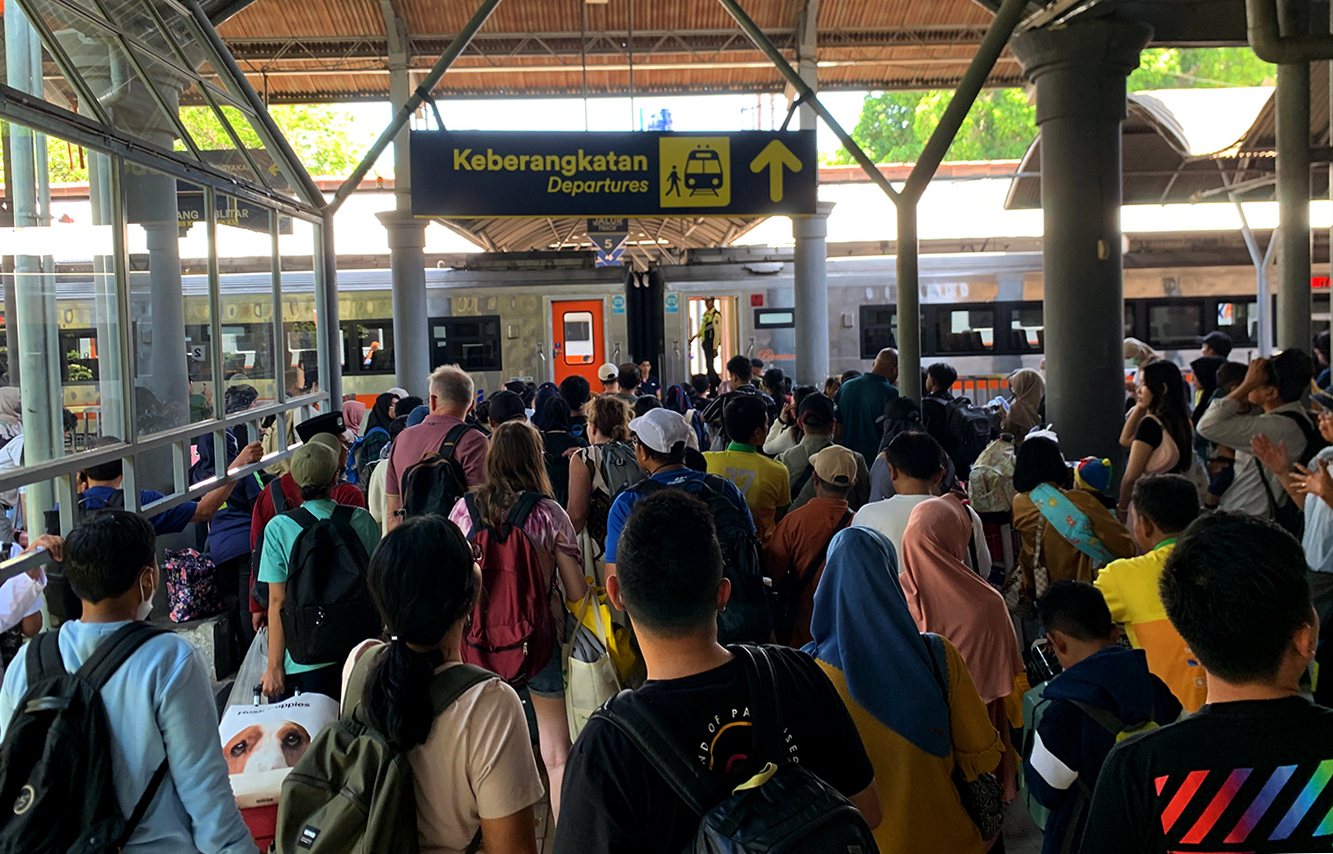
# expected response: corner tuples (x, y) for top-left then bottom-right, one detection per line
(226, 628), (269, 710)
(564, 593), (621, 741)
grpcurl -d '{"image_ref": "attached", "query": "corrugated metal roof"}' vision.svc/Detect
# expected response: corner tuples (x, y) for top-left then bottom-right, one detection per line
(213, 0), (1023, 102)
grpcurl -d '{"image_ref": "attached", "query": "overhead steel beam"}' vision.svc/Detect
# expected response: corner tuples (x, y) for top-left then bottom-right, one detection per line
(327, 0), (503, 215)
(716, 0), (899, 202)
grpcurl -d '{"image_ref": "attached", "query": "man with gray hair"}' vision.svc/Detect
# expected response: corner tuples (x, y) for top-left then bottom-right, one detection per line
(383, 365), (489, 529)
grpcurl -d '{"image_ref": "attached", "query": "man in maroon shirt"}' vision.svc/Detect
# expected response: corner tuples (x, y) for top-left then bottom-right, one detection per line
(247, 413), (365, 630)
(384, 365), (489, 530)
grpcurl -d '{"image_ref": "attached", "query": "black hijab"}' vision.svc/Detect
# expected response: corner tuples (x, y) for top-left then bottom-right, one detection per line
(365, 392), (397, 435)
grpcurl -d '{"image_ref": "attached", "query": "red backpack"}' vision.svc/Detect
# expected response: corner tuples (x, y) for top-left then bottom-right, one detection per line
(460, 491), (555, 686)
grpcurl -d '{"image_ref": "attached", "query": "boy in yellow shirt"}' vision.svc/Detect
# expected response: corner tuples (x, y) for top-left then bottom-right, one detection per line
(705, 395), (790, 542)
(1093, 474), (1207, 711)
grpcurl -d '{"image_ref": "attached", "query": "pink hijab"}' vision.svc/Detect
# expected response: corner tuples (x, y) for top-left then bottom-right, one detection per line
(899, 496), (1023, 705)
(341, 400), (366, 435)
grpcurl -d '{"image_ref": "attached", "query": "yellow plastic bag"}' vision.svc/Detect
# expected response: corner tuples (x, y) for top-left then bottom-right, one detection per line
(566, 587), (639, 685)
(564, 591), (622, 741)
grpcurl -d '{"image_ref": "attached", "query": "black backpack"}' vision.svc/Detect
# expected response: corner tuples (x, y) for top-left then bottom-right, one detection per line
(943, 396), (994, 474)
(596, 645), (877, 854)
(279, 506), (380, 665)
(1275, 409), (1329, 467)
(0, 623), (169, 854)
(400, 424), (482, 518)
(249, 478), (290, 611)
(627, 475), (771, 644)
(76, 489), (126, 522)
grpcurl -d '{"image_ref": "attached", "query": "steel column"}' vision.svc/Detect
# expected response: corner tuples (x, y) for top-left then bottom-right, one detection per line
(896, 205), (921, 400)
(792, 201), (833, 386)
(1276, 57), (1311, 351)
(1012, 20), (1152, 466)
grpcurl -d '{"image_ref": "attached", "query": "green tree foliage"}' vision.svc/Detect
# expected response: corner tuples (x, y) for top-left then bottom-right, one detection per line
(179, 104), (370, 177)
(834, 47), (1277, 165)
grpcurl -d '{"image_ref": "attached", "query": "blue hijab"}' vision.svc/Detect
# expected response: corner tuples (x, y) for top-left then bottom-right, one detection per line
(803, 526), (951, 757)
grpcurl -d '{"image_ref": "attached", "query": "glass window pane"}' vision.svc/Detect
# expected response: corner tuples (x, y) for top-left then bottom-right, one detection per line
(125, 163), (211, 436)
(563, 311), (594, 365)
(432, 316), (502, 372)
(1009, 306), (1044, 352)
(1216, 301), (1256, 345)
(0, 125), (122, 462)
(281, 235), (318, 400)
(1147, 303), (1203, 346)
(216, 194), (275, 420)
(936, 309), (993, 353)
(355, 321), (395, 374)
(859, 305), (896, 359)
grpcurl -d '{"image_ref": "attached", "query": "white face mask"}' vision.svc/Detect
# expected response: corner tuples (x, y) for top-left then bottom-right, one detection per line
(136, 576), (156, 622)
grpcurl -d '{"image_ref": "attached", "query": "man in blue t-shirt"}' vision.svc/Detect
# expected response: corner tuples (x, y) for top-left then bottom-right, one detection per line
(604, 408), (752, 577)
(77, 439), (262, 536)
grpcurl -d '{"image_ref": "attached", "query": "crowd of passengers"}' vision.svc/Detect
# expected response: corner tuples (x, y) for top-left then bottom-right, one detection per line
(1, 328), (1332, 854)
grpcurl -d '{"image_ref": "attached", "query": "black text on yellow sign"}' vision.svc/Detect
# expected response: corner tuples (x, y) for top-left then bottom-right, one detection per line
(410, 130), (817, 218)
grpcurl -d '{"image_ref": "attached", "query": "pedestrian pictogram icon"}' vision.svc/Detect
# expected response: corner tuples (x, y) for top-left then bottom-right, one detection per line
(749, 140), (803, 202)
(659, 137), (730, 208)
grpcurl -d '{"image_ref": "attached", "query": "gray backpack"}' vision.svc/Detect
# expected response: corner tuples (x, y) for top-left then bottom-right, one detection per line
(275, 647), (491, 854)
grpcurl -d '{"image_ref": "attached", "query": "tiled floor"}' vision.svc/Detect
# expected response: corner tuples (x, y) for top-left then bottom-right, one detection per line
(1004, 798), (1045, 854)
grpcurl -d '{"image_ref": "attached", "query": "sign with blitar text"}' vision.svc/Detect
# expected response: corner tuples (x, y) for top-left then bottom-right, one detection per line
(411, 130), (817, 218)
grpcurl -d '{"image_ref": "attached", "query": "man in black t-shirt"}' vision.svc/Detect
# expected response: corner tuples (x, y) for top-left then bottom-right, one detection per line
(1083, 512), (1332, 854)
(554, 490), (880, 854)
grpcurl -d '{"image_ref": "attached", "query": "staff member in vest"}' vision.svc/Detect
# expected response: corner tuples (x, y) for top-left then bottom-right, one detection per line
(259, 439), (380, 701)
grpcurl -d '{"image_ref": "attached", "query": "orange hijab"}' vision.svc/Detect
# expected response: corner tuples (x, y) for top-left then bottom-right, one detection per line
(899, 496), (1023, 705)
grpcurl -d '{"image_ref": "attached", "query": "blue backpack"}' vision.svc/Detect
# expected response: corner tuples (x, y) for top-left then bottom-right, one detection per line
(346, 427), (390, 487)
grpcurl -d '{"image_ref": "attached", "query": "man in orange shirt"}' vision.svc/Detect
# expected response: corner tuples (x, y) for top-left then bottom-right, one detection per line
(764, 446), (857, 647)
(1093, 474), (1207, 711)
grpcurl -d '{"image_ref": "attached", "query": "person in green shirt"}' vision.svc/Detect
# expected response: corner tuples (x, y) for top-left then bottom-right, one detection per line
(260, 438), (381, 701)
(836, 348), (900, 464)
(690, 297), (724, 385)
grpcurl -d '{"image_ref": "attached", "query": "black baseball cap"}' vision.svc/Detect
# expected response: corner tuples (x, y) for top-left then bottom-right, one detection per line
(487, 390), (527, 425)
(1198, 331), (1233, 357)
(295, 410), (345, 443)
(798, 393), (836, 427)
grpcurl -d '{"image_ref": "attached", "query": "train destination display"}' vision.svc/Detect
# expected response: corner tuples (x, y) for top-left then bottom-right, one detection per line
(410, 130), (817, 218)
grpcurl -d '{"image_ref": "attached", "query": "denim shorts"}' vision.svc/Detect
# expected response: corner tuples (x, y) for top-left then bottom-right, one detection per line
(526, 645), (564, 698)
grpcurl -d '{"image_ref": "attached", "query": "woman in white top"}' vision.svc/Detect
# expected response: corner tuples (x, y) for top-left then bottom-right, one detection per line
(342, 514), (544, 854)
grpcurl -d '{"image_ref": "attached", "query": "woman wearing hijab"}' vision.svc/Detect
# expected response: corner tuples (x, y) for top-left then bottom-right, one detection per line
(531, 382), (560, 432)
(1002, 368), (1044, 444)
(900, 496), (1024, 801)
(341, 399), (366, 445)
(538, 396), (587, 507)
(806, 526), (1003, 854)
(363, 392), (397, 436)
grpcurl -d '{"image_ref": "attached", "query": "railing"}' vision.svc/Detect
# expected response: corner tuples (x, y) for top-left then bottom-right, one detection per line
(954, 375), (1012, 406)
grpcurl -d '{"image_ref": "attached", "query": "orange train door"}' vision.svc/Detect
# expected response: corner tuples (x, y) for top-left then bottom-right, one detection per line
(552, 299), (605, 386)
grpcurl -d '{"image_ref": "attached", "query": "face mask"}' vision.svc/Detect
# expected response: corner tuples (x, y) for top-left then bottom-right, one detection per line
(136, 577), (156, 622)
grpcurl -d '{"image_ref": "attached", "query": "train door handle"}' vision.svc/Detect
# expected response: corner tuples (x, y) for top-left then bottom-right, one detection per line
(537, 344), (547, 363)
(747, 338), (755, 357)
(672, 340), (680, 359)
(612, 343), (621, 363)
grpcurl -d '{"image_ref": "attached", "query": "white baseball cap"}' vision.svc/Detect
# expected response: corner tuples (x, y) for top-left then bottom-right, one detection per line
(597, 363), (619, 382)
(630, 409), (691, 454)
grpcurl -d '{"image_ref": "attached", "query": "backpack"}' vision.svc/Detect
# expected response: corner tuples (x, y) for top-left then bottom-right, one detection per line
(400, 423), (481, 518)
(1275, 409), (1329, 467)
(944, 396), (994, 474)
(275, 646), (491, 854)
(586, 442), (645, 548)
(163, 548), (223, 623)
(279, 506), (380, 666)
(0, 623), (169, 854)
(348, 426), (390, 487)
(460, 491), (556, 686)
(771, 510), (851, 646)
(1019, 681), (1053, 833)
(596, 645), (878, 854)
(627, 475), (771, 644)
(249, 478), (291, 610)
(76, 488), (126, 521)
(968, 438), (1017, 514)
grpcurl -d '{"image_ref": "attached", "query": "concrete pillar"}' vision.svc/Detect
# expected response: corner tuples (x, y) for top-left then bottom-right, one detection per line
(1276, 60), (1311, 351)
(792, 201), (833, 386)
(377, 209), (429, 395)
(897, 204), (921, 400)
(1012, 20), (1152, 464)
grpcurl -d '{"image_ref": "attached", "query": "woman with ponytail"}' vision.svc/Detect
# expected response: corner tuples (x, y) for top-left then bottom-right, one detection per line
(341, 515), (543, 854)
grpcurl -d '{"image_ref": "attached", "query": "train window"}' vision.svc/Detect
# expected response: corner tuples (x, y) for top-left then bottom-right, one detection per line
(936, 309), (993, 354)
(431, 316), (502, 372)
(859, 305), (897, 360)
(1124, 304), (1137, 340)
(563, 311), (595, 365)
(1215, 302), (1258, 345)
(1008, 306), (1044, 352)
(60, 331), (99, 383)
(219, 325), (275, 381)
(754, 309), (795, 329)
(354, 322), (395, 374)
(1147, 302), (1203, 347)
